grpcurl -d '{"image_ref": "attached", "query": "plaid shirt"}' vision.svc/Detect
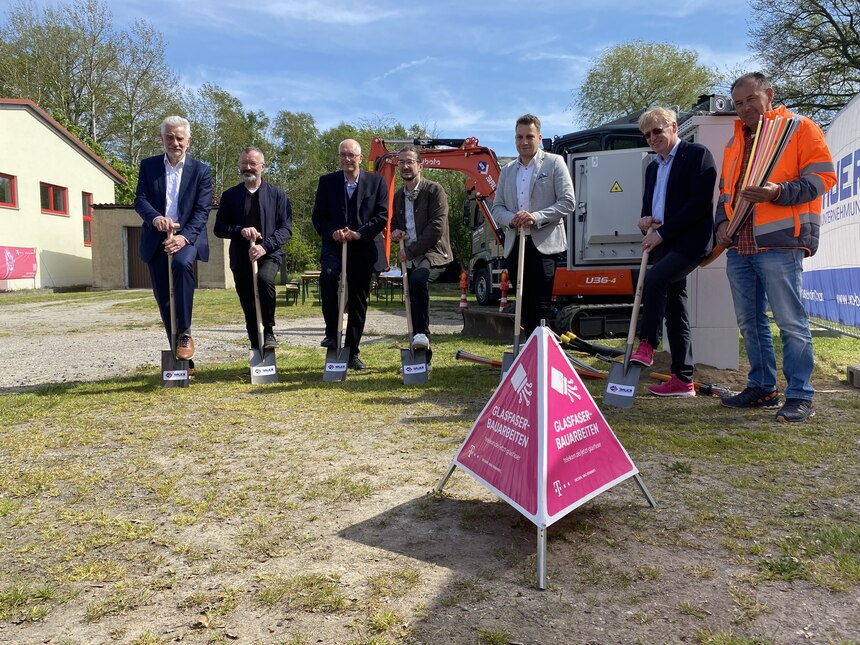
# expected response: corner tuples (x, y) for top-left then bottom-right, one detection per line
(734, 127), (757, 255)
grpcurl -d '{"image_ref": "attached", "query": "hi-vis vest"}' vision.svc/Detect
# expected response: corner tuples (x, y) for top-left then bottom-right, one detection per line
(715, 104), (836, 256)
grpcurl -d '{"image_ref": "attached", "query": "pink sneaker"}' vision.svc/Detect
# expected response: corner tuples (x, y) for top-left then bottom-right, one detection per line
(648, 375), (695, 397)
(630, 339), (654, 367)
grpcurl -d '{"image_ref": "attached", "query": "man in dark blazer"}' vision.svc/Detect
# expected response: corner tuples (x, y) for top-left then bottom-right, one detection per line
(214, 146), (292, 350)
(135, 116), (212, 366)
(312, 139), (388, 370)
(390, 144), (452, 366)
(630, 107), (717, 397)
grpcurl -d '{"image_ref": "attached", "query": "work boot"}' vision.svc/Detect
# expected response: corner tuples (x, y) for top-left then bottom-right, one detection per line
(176, 333), (195, 360)
(629, 339), (653, 367)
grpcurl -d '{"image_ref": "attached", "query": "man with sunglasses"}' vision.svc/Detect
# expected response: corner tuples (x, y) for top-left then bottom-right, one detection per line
(630, 107), (717, 398)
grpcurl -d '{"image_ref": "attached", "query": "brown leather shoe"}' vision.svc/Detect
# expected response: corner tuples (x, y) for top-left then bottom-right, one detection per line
(176, 334), (195, 360)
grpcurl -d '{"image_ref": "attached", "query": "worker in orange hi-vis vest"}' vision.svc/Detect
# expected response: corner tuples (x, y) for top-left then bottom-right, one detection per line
(714, 72), (836, 423)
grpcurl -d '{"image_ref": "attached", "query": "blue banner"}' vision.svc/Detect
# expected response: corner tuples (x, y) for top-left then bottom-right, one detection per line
(803, 267), (860, 329)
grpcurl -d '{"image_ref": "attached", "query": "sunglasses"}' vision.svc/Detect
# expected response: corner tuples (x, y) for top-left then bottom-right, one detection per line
(643, 125), (671, 140)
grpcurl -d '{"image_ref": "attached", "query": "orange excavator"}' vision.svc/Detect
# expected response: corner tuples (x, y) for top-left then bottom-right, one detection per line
(369, 136), (641, 339)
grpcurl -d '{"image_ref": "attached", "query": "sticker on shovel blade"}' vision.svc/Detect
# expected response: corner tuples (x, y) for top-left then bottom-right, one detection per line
(404, 363), (427, 375)
(325, 362), (348, 372)
(163, 370), (188, 381)
(252, 365), (277, 376)
(605, 382), (635, 397)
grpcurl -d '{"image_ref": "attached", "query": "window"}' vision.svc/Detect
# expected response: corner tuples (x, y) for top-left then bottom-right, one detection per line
(82, 192), (93, 246)
(0, 173), (16, 208)
(40, 182), (68, 215)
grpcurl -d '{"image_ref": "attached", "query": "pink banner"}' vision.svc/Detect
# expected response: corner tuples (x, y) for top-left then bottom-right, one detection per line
(0, 246), (37, 279)
(457, 340), (539, 515)
(453, 327), (638, 527)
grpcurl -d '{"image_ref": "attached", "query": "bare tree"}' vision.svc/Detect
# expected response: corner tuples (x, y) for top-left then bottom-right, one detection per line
(749, 0), (860, 123)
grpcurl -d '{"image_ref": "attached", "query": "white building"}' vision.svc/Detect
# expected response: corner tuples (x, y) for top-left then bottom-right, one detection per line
(0, 98), (125, 291)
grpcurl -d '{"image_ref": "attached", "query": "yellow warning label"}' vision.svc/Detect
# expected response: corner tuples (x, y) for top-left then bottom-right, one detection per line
(610, 181), (623, 193)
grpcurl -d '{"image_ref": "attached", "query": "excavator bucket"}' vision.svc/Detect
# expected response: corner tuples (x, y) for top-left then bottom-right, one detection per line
(461, 310), (515, 341)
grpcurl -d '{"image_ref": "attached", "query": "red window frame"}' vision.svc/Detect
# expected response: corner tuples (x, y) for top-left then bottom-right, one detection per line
(82, 192), (93, 246)
(0, 172), (17, 208)
(40, 182), (68, 215)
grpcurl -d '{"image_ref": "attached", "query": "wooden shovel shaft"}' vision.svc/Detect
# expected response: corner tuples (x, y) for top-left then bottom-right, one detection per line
(166, 227), (178, 353)
(624, 231), (653, 369)
(336, 242), (348, 350)
(251, 238), (265, 350)
(401, 259), (413, 339)
(512, 226), (528, 355)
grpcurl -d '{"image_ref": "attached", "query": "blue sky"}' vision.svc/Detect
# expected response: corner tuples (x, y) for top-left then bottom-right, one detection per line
(107, 0), (756, 156)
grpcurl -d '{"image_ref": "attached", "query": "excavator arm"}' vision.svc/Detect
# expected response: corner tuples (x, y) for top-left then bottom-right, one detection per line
(370, 137), (505, 266)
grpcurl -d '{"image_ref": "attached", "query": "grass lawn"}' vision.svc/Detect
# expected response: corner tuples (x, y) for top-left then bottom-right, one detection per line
(0, 286), (858, 644)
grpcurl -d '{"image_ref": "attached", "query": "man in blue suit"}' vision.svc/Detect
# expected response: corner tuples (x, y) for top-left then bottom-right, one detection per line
(214, 146), (292, 350)
(312, 139), (388, 371)
(135, 116), (212, 367)
(630, 107), (717, 397)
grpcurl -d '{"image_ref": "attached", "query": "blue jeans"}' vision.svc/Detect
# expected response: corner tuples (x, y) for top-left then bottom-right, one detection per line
(726, 249), (814, 400)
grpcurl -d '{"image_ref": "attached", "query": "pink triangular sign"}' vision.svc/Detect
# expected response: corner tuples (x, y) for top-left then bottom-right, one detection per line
(454, 327), (638, 527)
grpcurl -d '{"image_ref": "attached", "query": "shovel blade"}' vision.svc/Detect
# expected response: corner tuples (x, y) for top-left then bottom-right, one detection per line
(603, 362), (641, 408)
(250, 348), (278, 384)
(161, 349), (189, 388)
(323, 347), (349, 382)
(500, 351), (515, 381)
(400, 348), (428, 384)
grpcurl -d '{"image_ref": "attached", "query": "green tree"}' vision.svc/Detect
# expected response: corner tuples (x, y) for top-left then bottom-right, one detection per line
(109, 19), (179, 165)
(572, 40), (719, 127)
(748, 0), (860, 123)
(183, 83), (267, 196)
(0, 0), (179, 160)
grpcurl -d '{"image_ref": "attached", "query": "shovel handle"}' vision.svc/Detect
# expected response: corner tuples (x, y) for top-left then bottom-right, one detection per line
(512, 226), (529, 355)
(251, 237), (265, 350)
(336, 242), (348, 350)
(400, 258), (413, 339)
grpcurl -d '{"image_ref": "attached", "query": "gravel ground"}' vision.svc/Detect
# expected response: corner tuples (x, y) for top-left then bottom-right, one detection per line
(0, 295), (464, 391)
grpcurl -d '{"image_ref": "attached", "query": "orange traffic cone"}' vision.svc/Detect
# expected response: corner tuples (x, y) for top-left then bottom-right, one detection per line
(458, 269), (469, 312)
(498, 269), (509, 312)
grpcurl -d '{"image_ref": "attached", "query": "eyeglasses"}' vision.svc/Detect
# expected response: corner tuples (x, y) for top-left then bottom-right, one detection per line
(339, 152), (361, 159)
(643, 125), (670, 140)
(398, 159), (419, 167)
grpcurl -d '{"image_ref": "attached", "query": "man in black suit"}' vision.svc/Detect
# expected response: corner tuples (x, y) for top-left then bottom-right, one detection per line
(214, 147), (292, 350)
(312, 139), (388, 370)
(135, 116), (212, 367)
(630, 107), (717, 397)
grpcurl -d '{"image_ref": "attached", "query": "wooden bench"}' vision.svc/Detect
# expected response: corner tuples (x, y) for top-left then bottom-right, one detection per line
(284, 281), (300, 305)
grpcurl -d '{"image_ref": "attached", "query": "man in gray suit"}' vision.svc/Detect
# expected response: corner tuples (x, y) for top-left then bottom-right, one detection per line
(493, 114), (575, 336)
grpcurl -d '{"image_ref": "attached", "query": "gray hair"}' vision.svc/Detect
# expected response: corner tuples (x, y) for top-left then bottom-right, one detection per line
(160, 116), (191, 137)
(639, 107), (677, 132)
(730, 71), (772, 94)
(240, 146), (265, 164)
